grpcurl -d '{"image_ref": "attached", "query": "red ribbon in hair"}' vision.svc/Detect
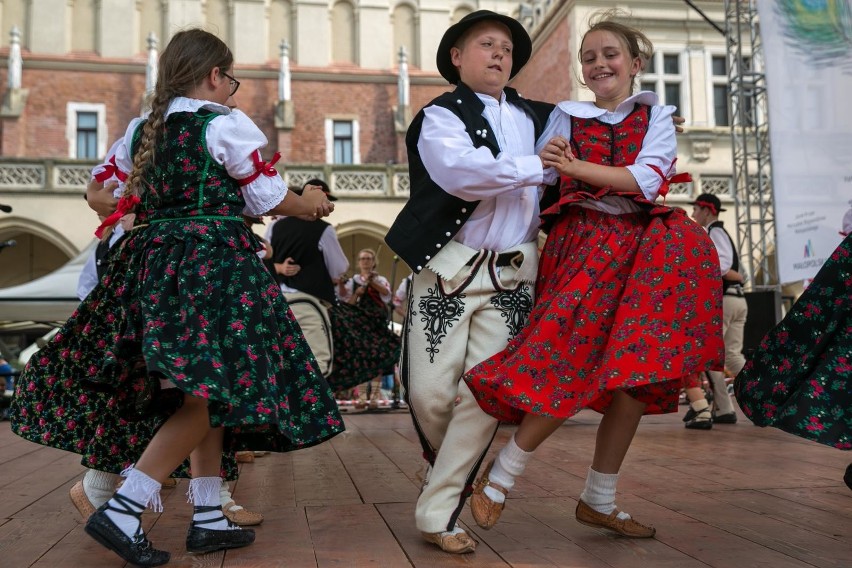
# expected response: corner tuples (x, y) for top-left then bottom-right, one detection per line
(237, 150), (282, 187)
(94, 194), (140, 238)
(649, 159), (692, 202)
(93, 155), (129, 183)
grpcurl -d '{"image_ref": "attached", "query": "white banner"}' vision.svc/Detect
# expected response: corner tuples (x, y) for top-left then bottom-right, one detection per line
(758, 1), (852, 283)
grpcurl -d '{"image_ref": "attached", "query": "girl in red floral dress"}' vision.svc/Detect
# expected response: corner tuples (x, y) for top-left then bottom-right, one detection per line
(463, 12), (724, 537)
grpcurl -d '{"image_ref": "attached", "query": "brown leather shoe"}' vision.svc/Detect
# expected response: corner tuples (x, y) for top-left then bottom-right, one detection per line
(235, 451), (255, 463)
(70, 480), (96, 520)
(575, 500), (656, 538)
(421, 530), (477, 554)
(161, 477), (178, 488)
(470, 459), (508, 529)
(222, 501), (264, 526)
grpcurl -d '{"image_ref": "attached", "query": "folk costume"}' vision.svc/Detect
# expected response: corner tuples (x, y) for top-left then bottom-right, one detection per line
(385, 79), (555, 535)
(269, 216), (400, 392)
(463, 92), (724, 424)
(735, 234), (852, 451)
(12, 98), (344, 464)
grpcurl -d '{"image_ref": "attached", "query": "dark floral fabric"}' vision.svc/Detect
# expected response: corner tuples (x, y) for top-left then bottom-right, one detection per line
(735, 234), (852, 450)
(11, 245), (238, 479)
(325, 301), (400, 392)
(463, 108), (724, 424)
(13, 110), (344, 457)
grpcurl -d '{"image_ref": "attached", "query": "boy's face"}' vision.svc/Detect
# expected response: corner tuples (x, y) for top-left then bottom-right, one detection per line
(450, 21), (513, 100)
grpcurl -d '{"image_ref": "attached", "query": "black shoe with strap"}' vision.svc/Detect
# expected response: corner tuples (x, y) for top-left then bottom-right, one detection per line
(84, 493), (170, 567)
(186, 505), (256, 554)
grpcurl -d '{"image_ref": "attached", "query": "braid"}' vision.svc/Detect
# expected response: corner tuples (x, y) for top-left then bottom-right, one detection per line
(124, 89), (171, 199)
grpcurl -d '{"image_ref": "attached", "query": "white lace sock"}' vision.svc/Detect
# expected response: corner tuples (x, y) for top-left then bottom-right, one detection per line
(83, 469), (121, 509)
(484, 435), (533, 504)
(105, 466), (162, 539)
(188, 477), (232, 530)
(219, 481), (244, 513)
(580, 467), (630, 521)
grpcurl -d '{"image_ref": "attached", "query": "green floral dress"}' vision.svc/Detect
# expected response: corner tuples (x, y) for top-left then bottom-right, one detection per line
(12, 109), (344, 462)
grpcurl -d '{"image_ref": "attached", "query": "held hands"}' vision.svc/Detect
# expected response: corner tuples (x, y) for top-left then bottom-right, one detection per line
(540, 136), (578, 177)
(302, 185), (334, 219)
(86, 179), (119, 217)
(274, 257), (301, 277)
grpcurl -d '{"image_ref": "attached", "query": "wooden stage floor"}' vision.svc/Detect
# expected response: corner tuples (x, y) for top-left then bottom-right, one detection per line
(1, 406), (849, 567)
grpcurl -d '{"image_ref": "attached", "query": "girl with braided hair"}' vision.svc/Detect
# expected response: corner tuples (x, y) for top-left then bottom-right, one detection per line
(11, 28), (342, 566)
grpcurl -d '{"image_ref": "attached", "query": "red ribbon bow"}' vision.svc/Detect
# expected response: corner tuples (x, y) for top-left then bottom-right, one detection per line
(93, 155), (129, 183)
(94, 194), (140, 238)
(649, 159), (691, 202)
(238, 150), (282, 187)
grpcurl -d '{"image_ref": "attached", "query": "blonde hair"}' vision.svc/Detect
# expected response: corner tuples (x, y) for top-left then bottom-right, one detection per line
(579, 10), (653, 93)
(123, 29), (233, 200)
(359, 248), (378, 269)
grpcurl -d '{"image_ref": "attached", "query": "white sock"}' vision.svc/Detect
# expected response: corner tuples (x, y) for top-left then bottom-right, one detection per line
(485, 436), (533, 504)
(220, 482), (244, 512)
(188, 477), (233, 531)
(105, 466), (162, 539)
(580, 467), (630, 521)
(690, 399), (712, 421)
(83, 469), (121, 509)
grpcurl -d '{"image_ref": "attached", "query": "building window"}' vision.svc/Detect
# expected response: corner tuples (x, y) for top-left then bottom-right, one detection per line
(66, 102), (107, 159)
(76, 112), (98, 159)
(325, 118), (360, 164)
(640, 51), (687, 115)
(711, 55), (729, 127)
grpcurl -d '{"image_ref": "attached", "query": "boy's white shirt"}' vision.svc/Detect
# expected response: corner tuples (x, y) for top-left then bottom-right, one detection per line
(537, 91), (678, 213)
(91, 97), (287, 217)
(417, 90), (544, 253)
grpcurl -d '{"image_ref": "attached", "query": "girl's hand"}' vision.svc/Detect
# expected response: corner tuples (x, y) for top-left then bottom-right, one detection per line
(541, 136), (577, 176)
(302, 186), (334, 219)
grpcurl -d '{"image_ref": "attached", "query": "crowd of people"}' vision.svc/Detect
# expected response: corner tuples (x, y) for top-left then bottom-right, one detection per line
(3, 8), (848, 567)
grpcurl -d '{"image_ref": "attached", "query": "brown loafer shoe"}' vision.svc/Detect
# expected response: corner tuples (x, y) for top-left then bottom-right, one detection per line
(70, 480), (96, 520)
(161, 477), (178, 489)
(470, 459), (508, 530)
(575, 500), (656, 538)
(421, 530), (477, 554)
(235, 451), (255, 463)
(222, 501), (264, 526)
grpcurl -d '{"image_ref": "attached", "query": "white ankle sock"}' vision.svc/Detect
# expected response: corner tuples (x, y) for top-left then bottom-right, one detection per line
(485, 436), (533, 504)
(83, 469), (120, 509)
(105, 466), (162, 539)
(188, 477), (232, 530)
(690, 399), (712, 421)
(219, 481), (243, 511)
(580, 467), (630, 520)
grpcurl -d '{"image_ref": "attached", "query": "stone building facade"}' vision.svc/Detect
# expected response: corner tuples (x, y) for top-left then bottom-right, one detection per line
(0, 0), (738, 296)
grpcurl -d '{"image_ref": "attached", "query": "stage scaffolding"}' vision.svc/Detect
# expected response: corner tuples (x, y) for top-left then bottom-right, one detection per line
(724, 0), (778, 290)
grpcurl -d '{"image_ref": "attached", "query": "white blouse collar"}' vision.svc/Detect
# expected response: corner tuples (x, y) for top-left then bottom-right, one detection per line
(555, 91), (659, 118)
(164, 96), (231, 119)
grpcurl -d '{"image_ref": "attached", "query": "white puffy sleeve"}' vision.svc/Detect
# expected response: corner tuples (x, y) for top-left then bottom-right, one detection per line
(625, 104), (679, 202)
(205, 110), (288, 216)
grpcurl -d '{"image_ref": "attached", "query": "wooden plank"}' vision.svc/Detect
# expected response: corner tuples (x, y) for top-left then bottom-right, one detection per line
(291, 441), (362, 507)
(329, 429), (420, 504)
(307, 503), (411, 567)
(0, 447), (85, 518)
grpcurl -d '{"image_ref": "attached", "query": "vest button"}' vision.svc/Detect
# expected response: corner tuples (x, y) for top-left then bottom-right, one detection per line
(456, 99), (462, 104)
(436, 243), (441, 248)
(445, 232), (451, 237)
(456, 219), (461, 224)
(461, 208), (467, 213)
(416, 265), (422, 271)
(425, 255), (431, 260)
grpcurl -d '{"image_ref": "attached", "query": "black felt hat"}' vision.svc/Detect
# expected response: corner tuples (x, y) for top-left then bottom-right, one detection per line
(436, 10), (532, 84)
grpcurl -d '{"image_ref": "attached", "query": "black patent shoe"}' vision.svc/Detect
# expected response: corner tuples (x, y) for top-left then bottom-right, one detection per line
(712, 411), (738, 424)
(844, 464), (852, 491)
(684, 408), (713, 430)
(84, 494), (170, 567)
(186, 505), (256, 554)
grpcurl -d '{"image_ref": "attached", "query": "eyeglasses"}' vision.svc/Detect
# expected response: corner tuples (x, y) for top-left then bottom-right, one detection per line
(358, 257), (374, 261)
(221, 70), (240, 97)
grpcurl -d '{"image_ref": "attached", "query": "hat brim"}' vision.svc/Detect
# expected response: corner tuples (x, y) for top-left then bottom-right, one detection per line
(688, 199), (726, 212)
(436, 10), (532, 85)
(326, 194), (338, 202)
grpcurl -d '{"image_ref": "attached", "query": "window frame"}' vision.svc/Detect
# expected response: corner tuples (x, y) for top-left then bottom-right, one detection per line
(66, 102), (107, 159)
(324, 117), (360, 164)
(639, 48), (690, 121)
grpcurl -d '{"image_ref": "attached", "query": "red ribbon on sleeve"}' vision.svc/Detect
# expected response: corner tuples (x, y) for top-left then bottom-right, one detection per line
(93, 155), (129, 183)
(237, 150), (282, 187)
(94, 194), (140, 238)
(649, 159), (692, 201)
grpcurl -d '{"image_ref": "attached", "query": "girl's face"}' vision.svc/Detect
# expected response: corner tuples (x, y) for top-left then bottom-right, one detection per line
(580, 30), (640, 108)
(211, 66), (237, 105)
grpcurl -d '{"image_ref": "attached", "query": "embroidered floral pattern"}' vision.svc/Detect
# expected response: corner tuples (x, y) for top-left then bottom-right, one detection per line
(418, 285), (466, 363)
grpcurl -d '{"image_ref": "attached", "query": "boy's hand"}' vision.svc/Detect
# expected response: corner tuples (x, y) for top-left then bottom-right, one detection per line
(673, 115), (685, 134)
(540, 136), (576, 175)
(302, 186), (334, 219)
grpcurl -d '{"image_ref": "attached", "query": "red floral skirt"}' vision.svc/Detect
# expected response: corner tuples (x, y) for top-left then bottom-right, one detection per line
(463, 206), (724, 424)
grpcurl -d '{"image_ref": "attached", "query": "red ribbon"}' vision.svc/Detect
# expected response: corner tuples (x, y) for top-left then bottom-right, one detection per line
(94, 194), (140, 238)
(649, 159), (691, 202)
(238, 150), (282, 187)
(93, 155), (128, 183)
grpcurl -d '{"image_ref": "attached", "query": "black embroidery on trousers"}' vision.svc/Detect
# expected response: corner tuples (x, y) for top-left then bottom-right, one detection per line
(490, 284), (533, 339)
(418, 285), (466, 363)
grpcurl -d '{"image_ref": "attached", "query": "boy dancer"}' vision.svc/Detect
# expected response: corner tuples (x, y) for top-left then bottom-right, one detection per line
(385, 10), (555, 553)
